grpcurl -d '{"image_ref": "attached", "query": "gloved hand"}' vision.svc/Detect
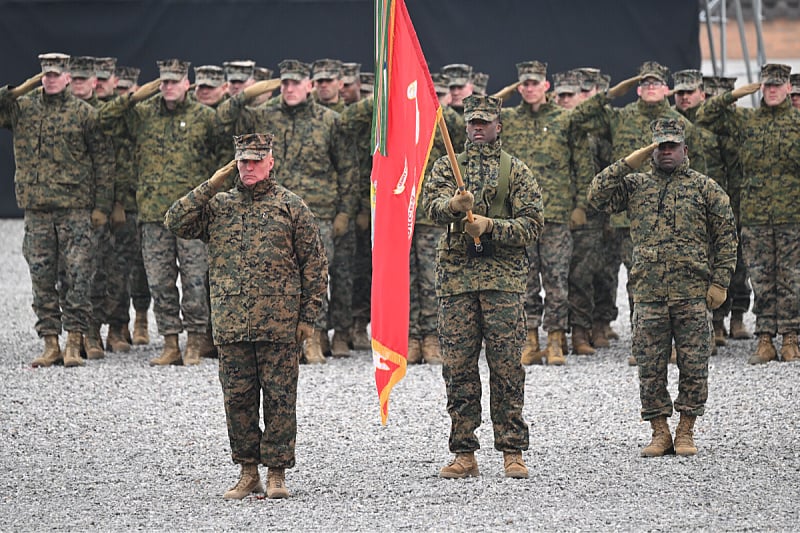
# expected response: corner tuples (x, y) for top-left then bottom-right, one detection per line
(131, 79), (161, 103)
(242, 79), (281, 101)
(333, 212), (350, 237)
(706, 283), (727, 310)
(569, 207), (587, 229)
(356, 211), (370, 231)
(209, 160), (237, 191)
(9, 72), (44, 99)
(91, 209), (108, 228)
(464, 214), (493, 239)
(449, 190), (474, 214)
(295, 322), (314, 344)
(731, 82), (761, 100)
(607, 75), (641, 99)
(624, 142), (658, 170)
(110, 202), (126, 229)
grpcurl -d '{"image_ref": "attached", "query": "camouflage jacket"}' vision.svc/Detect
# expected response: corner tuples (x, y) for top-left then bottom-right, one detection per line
(102, 93), (220, 223)
(572, 93), (708, 228)
(675, 105), (727, 191)
(417, 105), (465, 226)
(165, 177), (328, 345)
(423, 139), (544, 297)
(695, 93), (800, 226)
(97, 95), (138, 212)
(216, 95), (357, 220)
(500, 101), (575, 224)
(0, 87), (114, 213)
(588, 158), (737, 303)
(340, 96), (374, 217)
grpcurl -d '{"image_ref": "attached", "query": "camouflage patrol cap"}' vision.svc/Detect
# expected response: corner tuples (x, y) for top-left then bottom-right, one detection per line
(598, 73), (611, 92)
(638, 61), (669, 83)
(312, 58), (343, 81)
(278, 59), (311, 81)
(157, 59), (190, 81)
(233, 133), (274, 161)
(441, 64), (473, 87)
(39, 52), (70, 74)
(431, 72), (449, 96)
(576, 67), (601, 90)
(702, 75), (718, 96)
(718, 76), (737, 91)
(341, 62), (361, 84)
(254, 66), (274, 81)
(359, 72), (375, 93)
(223, 60), (255, 82)
(553, 70), (581, 95)
(760, 63), (791, 85)
(672, 69), (703, 91)
(471, 72), (489, 96)
(94, 57), (117, 80)
(69, 56), (96, 78)
(463, 94), (502, 122)
(194, 65), (225, 88)
(115, 66), (140, 88)
(651, 117), (685, 144)
(791, 73), (800, 95)
(516, 60), (547, 83)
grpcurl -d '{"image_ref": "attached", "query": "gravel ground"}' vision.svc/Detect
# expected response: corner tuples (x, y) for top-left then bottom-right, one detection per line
(0, 218), (798, 532)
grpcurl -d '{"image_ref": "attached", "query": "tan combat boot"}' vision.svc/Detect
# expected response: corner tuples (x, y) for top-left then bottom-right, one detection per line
(728, 311), (751, 339)
(503, 451), (528, 479)
(670, 345), (677, 364)
(223, 464), (264, 500)
(605, 323), (620, 340)
(712, 320), (727, 347)
(674, 414), (698, 456)
(545, 330), (566, 366)
(106, 325), (131, 353)
(779, 332), (800, 362)
(520, 329), (542, 365)
(183, 332), (202, 365)
(439, 452), (479, 479)
(748, 334), (777, 365)
(331, 330), (351, 358)
(407, 337), (422, 364)
(572, 326), (596, 355)
(591, 322), (610, 348)
(149, 334), (182, 366)
(197, 330), (217, 358)
(132, 311), (150, 345)
(266, 467), (290, 499)
(319, 329), (331, 356)
(121, 323), (133, 344)
(83, 326), (105, 360)
(302, 330), (327, 364)
(627, 354), (637, 366)
(422, 335), (443, 364)
(63, 331), (85, 368)
(31, 335), (62, 367)
(641, 416), (673, 457)
(351, 319), (371, 351)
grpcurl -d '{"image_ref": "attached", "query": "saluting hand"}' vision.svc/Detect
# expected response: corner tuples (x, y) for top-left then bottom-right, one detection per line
(624, 142), (658, 170)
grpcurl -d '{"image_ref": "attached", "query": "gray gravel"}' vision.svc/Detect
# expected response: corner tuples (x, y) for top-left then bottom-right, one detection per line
(0, 217), (798, 532)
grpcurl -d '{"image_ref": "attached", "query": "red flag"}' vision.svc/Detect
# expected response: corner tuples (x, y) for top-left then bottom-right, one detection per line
(371, 0), (441, 425)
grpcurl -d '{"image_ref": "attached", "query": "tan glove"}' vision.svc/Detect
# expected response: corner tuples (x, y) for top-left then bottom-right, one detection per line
(110, 202), (126, 229)
(9, 72), (44, 99)
(131, 79), (161, 103)
(356, 211), (370, 231)
(624, 142), (658, 170)
(295, 322), (314, 345)
(569, 207), (587, 229)
(242, 79), (281, 101)
(607, 75), (641, 99)
(449, 190), (474, 214)
(333, 212), (350, 238)
(731, 82), (761, 100)
(91, 209), (108, 229)
(706, 283), (727, 310)
(208, 160), (237, 191)
(464, 214), (493, 239)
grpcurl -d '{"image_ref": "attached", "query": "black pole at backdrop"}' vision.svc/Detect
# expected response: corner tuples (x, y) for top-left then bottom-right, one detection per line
(0, 0), (700, 218)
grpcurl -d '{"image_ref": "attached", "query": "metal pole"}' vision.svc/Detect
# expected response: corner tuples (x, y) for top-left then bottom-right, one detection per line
(720, 0), (727, 75)
(703, 0), (719, 76)
(753, 0), (767, 66)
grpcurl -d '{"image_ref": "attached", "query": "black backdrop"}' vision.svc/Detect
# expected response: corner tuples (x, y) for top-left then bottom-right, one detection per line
(0, 0), (700, 217)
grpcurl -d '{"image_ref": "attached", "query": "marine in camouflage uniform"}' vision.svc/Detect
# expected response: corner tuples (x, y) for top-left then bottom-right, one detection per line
(424, 95), (544, 479)
(216, 59), (357, 364)
(588, 118), (737, 457)
(696, 64), (800, 364)
(165, 133), (327, 500)
(0, 53), (114, 367)
(501, 60), (575, 365)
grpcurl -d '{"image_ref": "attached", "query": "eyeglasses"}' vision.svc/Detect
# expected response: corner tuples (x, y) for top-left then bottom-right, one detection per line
(640, 80), (664, 88)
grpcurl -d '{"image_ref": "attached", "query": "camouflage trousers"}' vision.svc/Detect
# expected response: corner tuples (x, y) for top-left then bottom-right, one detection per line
(23, 209), (93, 335)
(741, 224), (800, 335)
(714, 233), (751, 321)
(525, 223), (572, 332)
(105, 213), (150, 327)
(218, 341), (299, 467)
(594, 225), (623, 323)
(439, 290), (529, 453)
(633, 299), (712, 420)
(317, 219), (354, 332)
(568, 212), (609, 330)
(140, 222), (208, 336)
(129, 220), (151, 313)
(89, 224), (111, 327)
(409, 224), (443, 338)
(351, 219), (372, 322)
